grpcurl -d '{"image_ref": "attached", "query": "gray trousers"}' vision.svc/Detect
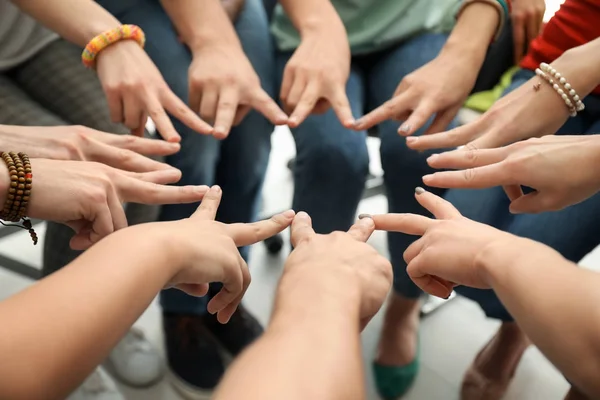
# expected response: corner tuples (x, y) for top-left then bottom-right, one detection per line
(0, 39), (159, 277)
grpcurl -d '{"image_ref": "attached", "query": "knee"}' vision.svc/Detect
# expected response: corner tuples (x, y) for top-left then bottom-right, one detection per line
(295, 132), (369, 184)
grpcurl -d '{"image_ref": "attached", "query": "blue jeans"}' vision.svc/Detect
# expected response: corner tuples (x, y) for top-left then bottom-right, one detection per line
(99, 0), (275, 315)
(396, 69), (600, 321)
(276, 32), (456, 278)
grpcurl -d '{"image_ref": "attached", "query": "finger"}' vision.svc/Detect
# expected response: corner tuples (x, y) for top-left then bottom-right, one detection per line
(329, 86), (355, 128)
(289, 81), (320, 127)
(161, 89), (213, 136)
(191, 185), (222, 220)
(426, 147), (508, 170)
(406, 117), (485, 151)
(414, 187), (461, 219)
(90, 140), (177, 173)
(107, 188), (128, 231)
(423, 106), (461, 136)
(106, 134), (181, 156)
(354, 94), (409, 131)
(347, 216), (375, 242)
(526, 15), (539, 53)
(503, 184), (524, 202)
(370, 213), (434, 235)
(199, 87), (219, 125)
(177, 283), (210, 297)
(213, 89), (239, 139)
(422, 163), (515, 189)
(123, 92), (145, 132)
(214, 254), (251, 323)
(233, 105), (251, 126)
(403, 236), (426, 264)
(509, 191), (552, 214)
(104, 89), (124, 124)
(250, 89), (288, 126)
(408, 252), (454, 299)
(189, 85), (202, 114)
(207, 259), (246, 320)
(119, 178), (209, 204)
(225, 209), (295, 247)
(89, 201), (114, 245)
(285, 75), (307, 115)
(279, 65), (295, 105)
(401, 103), (435, 137)
(145, 95), (181, 143)
(512, 16), (526, 64)
(120, 168), (181, 184)
(290, 211), (315, 247)
(131, 112), (148, 137)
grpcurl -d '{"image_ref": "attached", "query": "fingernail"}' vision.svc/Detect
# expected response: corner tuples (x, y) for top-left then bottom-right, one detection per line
(288, 116), (298, 125)
(406, 136), (418, 144)
(195, 185), (209, 192)
(422, 174), (433, 182)
(296, 211), (309, 219)
(282, 209), (295, 218)
(399, 124), (411, 134)
(427, 154), (439, 163)
(358, 213), (372, 220)
(214, 126), (226, 135)
(358, 217), (374, 227)
(415, 187), (425, 195)
(211, 185), (221, 193)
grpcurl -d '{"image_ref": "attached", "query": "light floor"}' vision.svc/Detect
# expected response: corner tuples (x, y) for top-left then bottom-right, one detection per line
(0, 124), (595, 399)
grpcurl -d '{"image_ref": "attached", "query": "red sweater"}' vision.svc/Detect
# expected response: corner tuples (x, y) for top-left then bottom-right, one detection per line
(520, 0), (600, 95)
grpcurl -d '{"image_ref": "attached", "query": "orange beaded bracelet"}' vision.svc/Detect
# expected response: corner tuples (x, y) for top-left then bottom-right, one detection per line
(81, 24), (146, 69)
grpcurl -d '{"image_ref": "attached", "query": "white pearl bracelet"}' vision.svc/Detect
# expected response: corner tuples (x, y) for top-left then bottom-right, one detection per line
(538, 62), (585, 116)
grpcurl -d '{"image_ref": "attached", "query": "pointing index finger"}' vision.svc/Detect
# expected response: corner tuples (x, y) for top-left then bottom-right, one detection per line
(347, 215), (375, 242)
(191, 185), (222, 220)
(225, 210), (295, 247)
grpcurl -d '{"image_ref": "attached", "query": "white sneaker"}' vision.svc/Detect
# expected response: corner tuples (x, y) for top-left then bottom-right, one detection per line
(104, 327), (164, 387)
(67, 367), (124, 400)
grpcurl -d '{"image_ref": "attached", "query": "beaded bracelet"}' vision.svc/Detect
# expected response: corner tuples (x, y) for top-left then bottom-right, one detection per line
(540, 63), (585, 112)
(81, 24), (146, 69)
(0, 152), (37, 245)
(456, 0), (508, 41)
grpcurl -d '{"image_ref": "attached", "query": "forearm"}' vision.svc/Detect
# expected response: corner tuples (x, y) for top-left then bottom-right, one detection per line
(480, 239), (600, 397)
(160, 0), (241, 53)
(10, 0), (121, 47)
(441, 2), (500, 66)
(0, 224), (177, 399)
(221, 0), (245, 22)
(214, 271), (364, 400)
(551, 37), (600, 100)
(278, 0), (344, 37)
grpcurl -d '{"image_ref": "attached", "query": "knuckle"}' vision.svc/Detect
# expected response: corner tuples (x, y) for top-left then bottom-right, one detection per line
(462, 168), (478, 183)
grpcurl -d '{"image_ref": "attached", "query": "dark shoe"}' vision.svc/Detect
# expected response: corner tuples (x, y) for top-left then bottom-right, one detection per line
(201, 304), (264, 356)
(372, 339), (420, 400)
(163, 313), (225, 400)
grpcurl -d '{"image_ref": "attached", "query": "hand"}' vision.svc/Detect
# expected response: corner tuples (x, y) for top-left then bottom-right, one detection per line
(11, 159), (208, 250)
(371, 188), (520, 299)
(405, 72), (570, 151)
(189, 43), (287, 139)
(284, 212), (393, 327)
(354, 50), (481, 135)
(96, 40), (213, 141)
(0, 125), (180, 172)
(423, 135), (600, 213)
(164, 185), (295, 323)
(511, 0), (546, 63)
(280, 23), (354, 128)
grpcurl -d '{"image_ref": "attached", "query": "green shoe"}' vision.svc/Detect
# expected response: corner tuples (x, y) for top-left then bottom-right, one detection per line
(372, 343), (420, 400)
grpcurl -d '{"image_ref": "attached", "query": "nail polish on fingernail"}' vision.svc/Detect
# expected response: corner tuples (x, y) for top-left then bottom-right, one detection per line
(358, 213), (372, 220)
(399, 124), (411, 134)
(282, 209), (295, 218)
(415, 187), (425, 195)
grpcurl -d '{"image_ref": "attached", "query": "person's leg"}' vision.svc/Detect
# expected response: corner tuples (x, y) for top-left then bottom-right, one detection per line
(364, 33), (457, 398)
(276, 54), (369, 235)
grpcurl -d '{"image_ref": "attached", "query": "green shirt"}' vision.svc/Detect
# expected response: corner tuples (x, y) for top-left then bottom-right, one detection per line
(271, 0), (462, 55)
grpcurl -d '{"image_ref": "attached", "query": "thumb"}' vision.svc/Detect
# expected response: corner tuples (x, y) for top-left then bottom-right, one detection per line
(290, 212), (315, 247)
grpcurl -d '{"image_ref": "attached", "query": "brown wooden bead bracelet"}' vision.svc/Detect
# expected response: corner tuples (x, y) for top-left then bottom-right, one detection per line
(0, 152), (37, 245)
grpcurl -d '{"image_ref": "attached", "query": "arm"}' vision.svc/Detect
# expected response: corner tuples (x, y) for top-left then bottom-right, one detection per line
(278, 0), (343, 35)
(0, 225), (175, 399)
(9, 0), (121, 46)
(221, 0), (245, 22)
(159, 0), (241, 52)
(480, 242), (600, 398)
(214, 272), (363, 400)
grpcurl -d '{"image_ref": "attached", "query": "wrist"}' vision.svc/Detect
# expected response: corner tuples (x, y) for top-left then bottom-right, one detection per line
(296, 9), (346, 41)
(553, 47), (600, 99)
(445, 2), (500, 62)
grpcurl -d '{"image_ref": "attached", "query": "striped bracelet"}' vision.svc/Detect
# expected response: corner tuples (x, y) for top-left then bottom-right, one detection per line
(81, 24), (146, 69)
